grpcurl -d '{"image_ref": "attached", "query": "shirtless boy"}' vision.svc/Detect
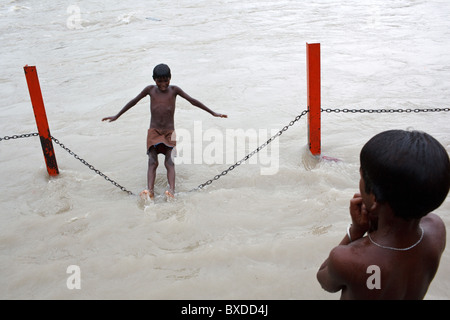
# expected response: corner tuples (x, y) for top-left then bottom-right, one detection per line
(317, 130), (449, 299)
(102, 64), (227, 200)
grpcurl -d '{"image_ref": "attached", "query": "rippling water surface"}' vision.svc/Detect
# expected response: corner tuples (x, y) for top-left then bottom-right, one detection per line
(1, 0), (449, 299)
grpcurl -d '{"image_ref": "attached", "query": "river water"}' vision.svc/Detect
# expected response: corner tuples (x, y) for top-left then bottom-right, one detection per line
(1, 0), (449, 299)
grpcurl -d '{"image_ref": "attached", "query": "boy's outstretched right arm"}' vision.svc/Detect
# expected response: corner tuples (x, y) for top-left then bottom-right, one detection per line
(102, 86), (151, 122)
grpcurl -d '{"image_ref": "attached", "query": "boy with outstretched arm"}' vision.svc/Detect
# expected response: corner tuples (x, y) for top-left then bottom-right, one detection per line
(102, 64), (227, 200)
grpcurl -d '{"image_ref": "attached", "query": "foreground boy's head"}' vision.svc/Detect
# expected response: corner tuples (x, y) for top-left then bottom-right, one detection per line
(360, 129), (450, 220)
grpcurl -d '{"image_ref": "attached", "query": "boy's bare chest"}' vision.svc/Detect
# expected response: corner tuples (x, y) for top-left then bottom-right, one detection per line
(150, 95), (175, 118)
(150, 103), (175, 117)
(149, 88), (177, 106)
(150, 94), (176, 106)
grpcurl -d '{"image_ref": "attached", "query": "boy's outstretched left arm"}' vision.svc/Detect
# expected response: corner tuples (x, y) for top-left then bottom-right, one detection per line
(176, 86), (227, 118)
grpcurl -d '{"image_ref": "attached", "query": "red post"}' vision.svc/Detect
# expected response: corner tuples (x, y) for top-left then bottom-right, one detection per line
(306, 43), (321, 156)
(24, 65), (59, 176)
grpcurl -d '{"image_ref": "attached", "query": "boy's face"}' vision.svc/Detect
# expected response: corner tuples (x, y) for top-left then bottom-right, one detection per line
(359, 170), (379, 230)
(359, 173), (370, 206)
(154, 77), (170, 92)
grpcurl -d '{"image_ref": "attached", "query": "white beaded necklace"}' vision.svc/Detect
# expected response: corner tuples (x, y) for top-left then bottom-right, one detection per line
(368, 226), (424, 251)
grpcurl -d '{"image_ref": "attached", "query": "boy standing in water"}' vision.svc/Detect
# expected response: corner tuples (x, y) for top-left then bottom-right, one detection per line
(102, 64), (227, 200)
(317, 130), (449, 299)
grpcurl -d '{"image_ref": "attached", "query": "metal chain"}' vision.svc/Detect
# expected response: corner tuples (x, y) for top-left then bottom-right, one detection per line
(2, 107), (449, 195)
(0, 132), (135, 195)
(50, 136), (135, 196)
(191, 109), (309, 192)
(321, 107), (450, 114)
(0, 132), (39, 141)
(191, 106), (450, 192)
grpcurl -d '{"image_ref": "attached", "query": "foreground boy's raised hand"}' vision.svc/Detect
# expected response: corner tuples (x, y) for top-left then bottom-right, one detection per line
(348, 193), (370, 240)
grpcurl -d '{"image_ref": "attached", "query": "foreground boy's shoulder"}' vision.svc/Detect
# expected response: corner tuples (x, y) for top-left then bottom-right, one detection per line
(422, 213), (446, 249)
(422, 213), (446, 236)
(422, 212), (444, 225)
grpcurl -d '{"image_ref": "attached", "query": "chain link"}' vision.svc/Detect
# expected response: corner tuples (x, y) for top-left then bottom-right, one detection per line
(50, 136), (135, 196)
(0, 132), (135, 195)
(191, 109), (309, 192)
(2, 107), (449, 195)
(191, 106), (450, 191)
(321, 107), (450, 114)
(0, 132), (39, 141)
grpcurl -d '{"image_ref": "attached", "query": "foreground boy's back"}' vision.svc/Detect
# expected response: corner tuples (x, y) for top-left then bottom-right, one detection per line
(317, 130), (449, 299)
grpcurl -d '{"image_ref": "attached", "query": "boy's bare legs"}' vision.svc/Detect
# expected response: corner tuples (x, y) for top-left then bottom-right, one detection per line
(140, 147), (158, 200)
(164, 147), (175, 199)
(140, 145), (175, 200)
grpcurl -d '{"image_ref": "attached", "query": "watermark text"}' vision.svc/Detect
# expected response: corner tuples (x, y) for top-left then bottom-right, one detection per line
(366, 265), (381, 290)
(174, 122), (279, 175)
(66, 265), (81, 290)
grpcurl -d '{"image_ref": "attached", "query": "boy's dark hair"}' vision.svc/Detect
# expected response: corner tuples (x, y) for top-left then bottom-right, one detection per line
(360, 130), (450, 220)
(153, 63), (171, 79)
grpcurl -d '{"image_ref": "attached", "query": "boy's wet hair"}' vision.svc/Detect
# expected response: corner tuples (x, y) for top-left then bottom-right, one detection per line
(360, 129), (450, 220)
(153, 63), (171, 79)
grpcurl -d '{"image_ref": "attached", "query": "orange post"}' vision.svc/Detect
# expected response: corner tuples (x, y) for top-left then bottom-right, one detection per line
(24, 65), (59, 176)
(306, 43), (321, 156)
